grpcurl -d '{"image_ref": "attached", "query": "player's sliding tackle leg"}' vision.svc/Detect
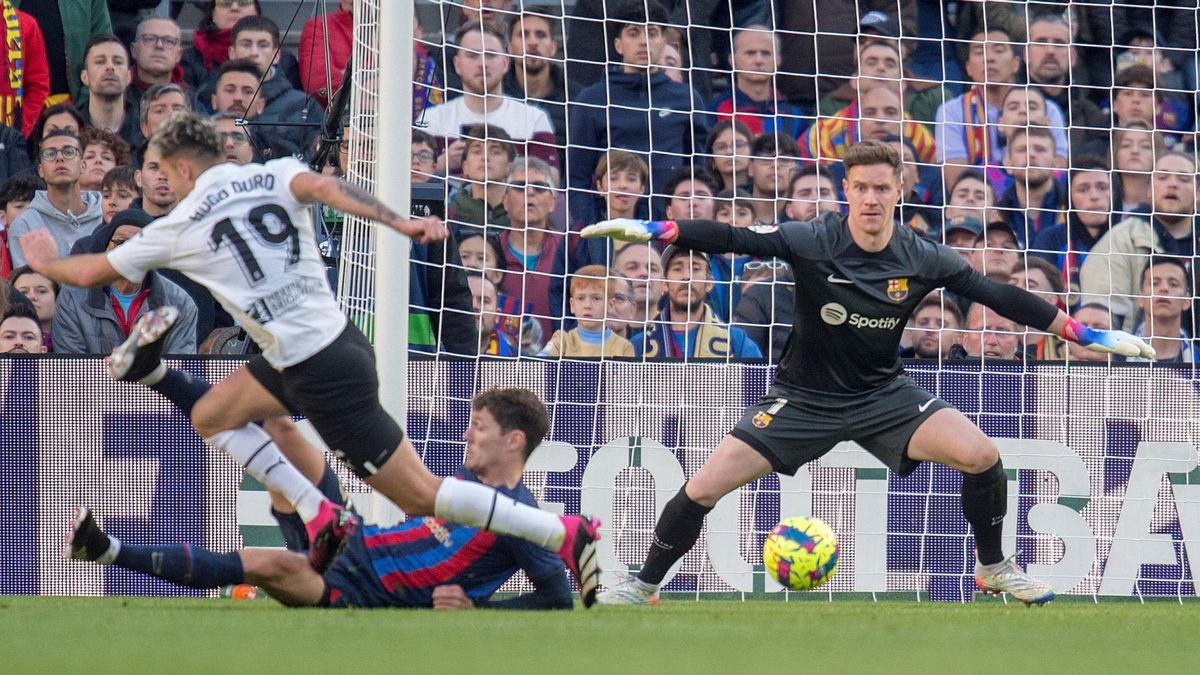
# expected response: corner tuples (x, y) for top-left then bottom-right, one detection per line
(907, 408), (1055, 606)
(105, 308), (354, 573)
(66, 507), (328, 607)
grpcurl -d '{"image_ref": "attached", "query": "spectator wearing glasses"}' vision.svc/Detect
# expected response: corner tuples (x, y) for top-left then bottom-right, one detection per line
(6, 130), (102, 267)
(410, 130), (440, 185)
(128, 16), (186, 94)
(139, 83), (192, 144)
(497, 157), (565, 339)
(733, 257), (794, 361)
(213, 113), (254, 165)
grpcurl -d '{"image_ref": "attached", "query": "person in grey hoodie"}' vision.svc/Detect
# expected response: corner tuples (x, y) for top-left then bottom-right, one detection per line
(6, 130), (104, 268)
(53, 209), (197, 355)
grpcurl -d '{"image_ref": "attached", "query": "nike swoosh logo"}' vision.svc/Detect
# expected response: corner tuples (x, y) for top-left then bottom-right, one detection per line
(918, 399), (935, 413)
(827, 274), (854, 284)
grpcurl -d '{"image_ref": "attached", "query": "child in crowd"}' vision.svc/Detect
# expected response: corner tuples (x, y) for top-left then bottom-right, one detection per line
(540, 265), (635, 358)
(101, 167), (140, 224)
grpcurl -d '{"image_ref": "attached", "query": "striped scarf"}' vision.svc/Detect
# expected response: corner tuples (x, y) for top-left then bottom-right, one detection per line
(413, 45), (442, 120)
(800, 100), (938, 163)
(2, 0), (22, 127)
(962, 85), (990, 165)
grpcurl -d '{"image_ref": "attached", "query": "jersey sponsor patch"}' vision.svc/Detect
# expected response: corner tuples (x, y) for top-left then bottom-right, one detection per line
(820, 302), (848, 325)
(749, 224), (778, 234)
(887, 278), (909, 301)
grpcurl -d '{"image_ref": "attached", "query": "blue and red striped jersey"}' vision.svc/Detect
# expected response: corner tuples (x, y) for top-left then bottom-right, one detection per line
(359, 469), (563, 606)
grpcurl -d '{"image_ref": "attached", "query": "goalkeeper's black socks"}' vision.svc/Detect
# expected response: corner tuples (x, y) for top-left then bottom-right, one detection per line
(149, 368), (211, 416)
(115, 543), (245, 589)
(638, 485), (713, 585)
(962, 458), (1007, 566)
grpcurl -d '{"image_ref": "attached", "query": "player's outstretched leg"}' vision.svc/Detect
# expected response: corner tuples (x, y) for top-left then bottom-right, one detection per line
(599, 434), (772, 605)
(109, 318), (356, 573)
(908, 408), (1055, 606)
(65, 507), (326, 606)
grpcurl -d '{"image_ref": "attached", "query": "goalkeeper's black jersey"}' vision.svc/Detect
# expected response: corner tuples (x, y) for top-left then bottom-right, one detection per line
(672, 213), (1058, 395)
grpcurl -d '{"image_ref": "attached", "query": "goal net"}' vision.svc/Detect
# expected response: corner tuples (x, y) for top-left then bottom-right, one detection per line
(335, 0), (1200, 601)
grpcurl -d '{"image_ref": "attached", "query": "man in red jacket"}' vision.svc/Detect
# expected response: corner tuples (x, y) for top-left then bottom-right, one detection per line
(1, 1), (51, 137)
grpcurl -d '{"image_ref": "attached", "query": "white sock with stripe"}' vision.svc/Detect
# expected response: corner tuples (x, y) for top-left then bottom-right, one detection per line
(205, 425), (325, 522)
(434, 477), (565, 551)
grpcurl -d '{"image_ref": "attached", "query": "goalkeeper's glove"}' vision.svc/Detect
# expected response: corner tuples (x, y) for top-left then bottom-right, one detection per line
(1062, 317), (1156, 359)
(579, 218), (678, 243)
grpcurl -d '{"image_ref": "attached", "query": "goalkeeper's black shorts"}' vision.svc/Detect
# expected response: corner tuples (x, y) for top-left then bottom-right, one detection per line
(729, 375), (949, 478)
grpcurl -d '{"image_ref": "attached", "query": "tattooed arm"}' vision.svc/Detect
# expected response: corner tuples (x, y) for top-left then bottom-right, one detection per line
(289, 172), (449, 244)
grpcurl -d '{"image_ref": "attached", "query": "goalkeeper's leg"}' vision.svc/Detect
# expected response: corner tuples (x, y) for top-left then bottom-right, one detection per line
(908, 408), (1055, 605)
(602, 435), (772, 604)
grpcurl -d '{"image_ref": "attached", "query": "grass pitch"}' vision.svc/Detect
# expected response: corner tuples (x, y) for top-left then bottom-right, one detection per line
(1, 596), (1195, 674)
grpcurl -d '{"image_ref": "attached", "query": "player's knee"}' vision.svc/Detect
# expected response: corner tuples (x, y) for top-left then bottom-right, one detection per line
(191, 397), (226, 438)
(962, 437), (1000, 474)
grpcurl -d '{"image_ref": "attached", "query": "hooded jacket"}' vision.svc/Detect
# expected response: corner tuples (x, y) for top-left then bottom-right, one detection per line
(6, 190), (103, 267)
(53, 211), (197, 355)
(197, 66), (323, 153)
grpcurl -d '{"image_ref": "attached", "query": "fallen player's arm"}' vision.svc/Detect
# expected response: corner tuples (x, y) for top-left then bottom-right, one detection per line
(17, 229), (125, 288)
(477, 570), (574, 610)
(957, 274), (1155, 359)
(289, 172), (448, 244)
(580, 218), (792, 260)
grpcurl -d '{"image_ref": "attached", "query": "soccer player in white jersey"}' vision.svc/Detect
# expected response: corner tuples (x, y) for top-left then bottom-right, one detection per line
(19, 112), (602, 606)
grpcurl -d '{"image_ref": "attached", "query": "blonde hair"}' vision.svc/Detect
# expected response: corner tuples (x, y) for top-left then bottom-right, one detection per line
(149, 111), (222, 162)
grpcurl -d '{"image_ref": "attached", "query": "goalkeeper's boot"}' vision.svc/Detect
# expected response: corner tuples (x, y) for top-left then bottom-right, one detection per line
(305, 499), (360, 573)
(106, 306), (180, 383)
(597, 572), (660, 606)
(558, 515), (602, 608)
(64, 507), (116, 563)
(975, 555), (1056, 606)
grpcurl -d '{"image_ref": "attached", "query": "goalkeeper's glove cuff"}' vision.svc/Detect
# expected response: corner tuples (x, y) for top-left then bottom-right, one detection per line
(647, 220), (679, 243)
(1060, 317), (1092, 345)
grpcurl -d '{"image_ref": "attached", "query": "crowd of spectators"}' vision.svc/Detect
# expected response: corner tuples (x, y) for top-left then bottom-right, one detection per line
(2, 0), (1200, 366)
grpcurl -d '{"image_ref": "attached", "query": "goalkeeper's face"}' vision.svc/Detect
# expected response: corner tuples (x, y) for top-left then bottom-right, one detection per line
(843, 163), (901, 237)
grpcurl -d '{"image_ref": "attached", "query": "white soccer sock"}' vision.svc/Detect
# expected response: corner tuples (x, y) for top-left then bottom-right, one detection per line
(206, 425), (325, 522)
(434, 478), (565, 551)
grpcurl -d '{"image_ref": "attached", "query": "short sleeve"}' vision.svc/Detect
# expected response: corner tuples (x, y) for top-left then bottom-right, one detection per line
(270, 157), (312, 208)
(106, 218), (182, 283)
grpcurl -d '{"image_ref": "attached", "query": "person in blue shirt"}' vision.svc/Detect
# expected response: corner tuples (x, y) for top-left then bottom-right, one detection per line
(629, 245), (763, 359)
(567, 0), (707, 224)
(66, 388), (575, 610)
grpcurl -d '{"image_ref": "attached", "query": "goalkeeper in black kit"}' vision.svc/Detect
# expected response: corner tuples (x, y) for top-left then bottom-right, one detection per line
(582, 140), (1153, 606)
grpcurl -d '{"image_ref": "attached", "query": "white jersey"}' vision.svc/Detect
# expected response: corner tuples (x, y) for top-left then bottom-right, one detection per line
(107, 158), (347, 368)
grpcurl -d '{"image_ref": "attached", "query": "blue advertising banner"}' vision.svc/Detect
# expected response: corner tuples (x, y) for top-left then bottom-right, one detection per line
(2, 358), (1197, 601)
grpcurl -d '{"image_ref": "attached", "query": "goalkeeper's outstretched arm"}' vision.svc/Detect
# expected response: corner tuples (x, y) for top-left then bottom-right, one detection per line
(580, 218), (792, 260)
(958, 273), (1155, 359)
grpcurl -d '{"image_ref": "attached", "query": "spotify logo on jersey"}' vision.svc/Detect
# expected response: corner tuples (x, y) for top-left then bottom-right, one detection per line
(820, 303), (848, 325)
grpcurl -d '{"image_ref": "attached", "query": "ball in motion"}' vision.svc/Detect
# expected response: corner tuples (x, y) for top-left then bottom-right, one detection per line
(763, 516), (839, 591)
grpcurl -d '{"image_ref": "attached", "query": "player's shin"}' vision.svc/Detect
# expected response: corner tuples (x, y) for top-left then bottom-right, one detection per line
(434, 477), (565, 550)
(639, 485), (713, 585)
(961, 459), (1007, 565)
(114, 543), (245, 588)
(205, 425), (326, 522)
